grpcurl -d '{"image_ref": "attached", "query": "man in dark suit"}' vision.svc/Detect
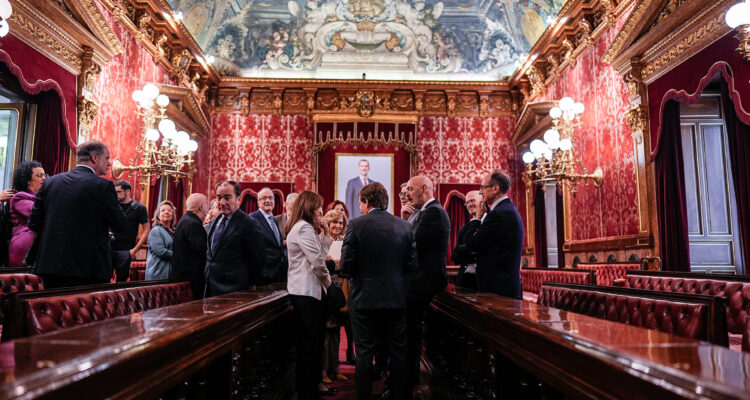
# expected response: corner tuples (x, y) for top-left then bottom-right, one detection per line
(341, 182), (417, 400)
(464, 170), (524, 299)
(404, 175), (450, 396)
(274, 192), (297, 243)
(29, 140), (126, 289)
(205, 181), (266, 297)
(452, 190), (482, 289)
(250, 187), (287, 284)
(345, 159), (376, 219)
(171, 193), (208, 299)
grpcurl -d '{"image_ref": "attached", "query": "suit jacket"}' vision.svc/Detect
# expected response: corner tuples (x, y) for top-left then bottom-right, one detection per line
(344, 176), (375, 219)
(29, 166), (126, 281)
(274, 213), (288, 240)
(409, 200), (450, 297)
(341, 209), (417, 310)
(171, 212), (207, 299)
(463, 198), (524, 299)
(286, 220), (331, 300)
(250, 209), (287, 284)
(204, 209), (266, 297)
(452, 221), (478, 284)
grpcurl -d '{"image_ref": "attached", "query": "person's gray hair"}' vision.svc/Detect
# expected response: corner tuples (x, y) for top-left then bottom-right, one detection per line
(76, 140), (108, 163)
(286, 192), (298, 203)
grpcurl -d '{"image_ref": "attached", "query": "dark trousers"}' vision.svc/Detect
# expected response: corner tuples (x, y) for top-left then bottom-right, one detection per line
(38, 274), (107, 289)
(290, 295), (326, 400)
(405, 293), (434, 397)
(455, 269), (477, 290)
(350, 308), (407, 400)
(111, 250), (131, 282)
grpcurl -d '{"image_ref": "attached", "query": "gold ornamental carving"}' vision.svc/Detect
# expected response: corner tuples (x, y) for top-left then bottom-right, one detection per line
(348, 0), (386, 18)
(603, 0), (653, 63)
(736, 26), (750, 62)
(642, 15), (725, 78)
(79, 0), (124, 55)
(77, 96), (100, 128)
(9, 11), (82, 70)
(625, 107), (648, 134)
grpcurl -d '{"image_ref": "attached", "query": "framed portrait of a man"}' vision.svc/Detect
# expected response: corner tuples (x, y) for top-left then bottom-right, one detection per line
(335, 154), (394, 218)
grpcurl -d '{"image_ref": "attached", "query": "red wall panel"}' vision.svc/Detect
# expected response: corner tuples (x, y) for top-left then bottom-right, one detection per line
(536, 11), (639, 241)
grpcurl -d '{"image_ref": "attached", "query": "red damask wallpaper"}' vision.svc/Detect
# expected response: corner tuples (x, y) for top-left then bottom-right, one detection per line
(200, 114), (314, 197)
(90, 1), (178, 199)
(537, 12), (639, 241)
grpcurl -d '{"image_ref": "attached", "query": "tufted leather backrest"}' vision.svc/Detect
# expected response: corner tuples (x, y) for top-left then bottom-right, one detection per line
(521, 269), (594, 295)
(624, 275), (749, 334)
(575, 263), (641, 286)
(23, 282), (193, 336)
(538, 285), (708, 341)
(0, 274), (44, 294)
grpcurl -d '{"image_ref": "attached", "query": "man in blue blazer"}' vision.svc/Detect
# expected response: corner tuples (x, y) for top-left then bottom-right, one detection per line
(249, 187), (287, 284)
(29, 140), (126, 288)
(464, 170), (524, 299)
(205, 181), (266, 297)
(345, 159), (376, 219)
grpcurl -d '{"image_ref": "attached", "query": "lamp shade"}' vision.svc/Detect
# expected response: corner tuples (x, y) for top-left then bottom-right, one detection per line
(530, 139), (548, 156)
(559, 97), (575, 111)
(158, 118), (176, 135)
(726, 1), (750, 28)
(559, 138), (572, 151)
(549, 106), (562, 119)
(142, 83), (159, 100)
(131, 90), (144, 104)
(156, 94), (170, 108)
(573, 102), (585, 114)
(187, 140), (198, 152)
(543, 129), (560, 144)
(0, 0), (12, 20)
(522, 151), (535, 164)
(174, 131), (189, 147)
(0, 21), (8, 38)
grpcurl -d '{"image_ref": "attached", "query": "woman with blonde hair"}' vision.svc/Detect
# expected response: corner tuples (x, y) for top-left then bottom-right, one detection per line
(286, 191), (332, 400)
(145, 200), (176, 280)
(320, 209), (348, 384)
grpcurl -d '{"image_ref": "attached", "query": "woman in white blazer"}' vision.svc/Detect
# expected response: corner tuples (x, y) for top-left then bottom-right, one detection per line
(285, 191), (332, 400)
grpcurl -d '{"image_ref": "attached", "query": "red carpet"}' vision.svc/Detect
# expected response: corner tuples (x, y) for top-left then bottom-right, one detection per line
(323, 328), (387, 399)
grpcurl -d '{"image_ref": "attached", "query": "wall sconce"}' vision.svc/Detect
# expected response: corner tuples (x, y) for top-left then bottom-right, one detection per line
(726, 0), (750, 61)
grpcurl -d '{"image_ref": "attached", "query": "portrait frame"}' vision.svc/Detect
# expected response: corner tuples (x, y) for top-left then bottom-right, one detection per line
(334, 153), (395, 215)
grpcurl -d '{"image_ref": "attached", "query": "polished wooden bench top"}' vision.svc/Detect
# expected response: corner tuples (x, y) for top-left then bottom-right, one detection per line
(437, 289), (750, 399)
(0, 287), (289, 399)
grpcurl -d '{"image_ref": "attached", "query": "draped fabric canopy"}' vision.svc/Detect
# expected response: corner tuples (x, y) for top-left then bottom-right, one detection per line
(444, 193), (470, 266)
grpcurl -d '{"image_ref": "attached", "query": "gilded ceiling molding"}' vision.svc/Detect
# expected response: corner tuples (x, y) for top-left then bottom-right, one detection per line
(70, 0), (124, 55)
(8, 1), (83, 73)
(603, 0), (658, 64)
(155, 84), (211, 137)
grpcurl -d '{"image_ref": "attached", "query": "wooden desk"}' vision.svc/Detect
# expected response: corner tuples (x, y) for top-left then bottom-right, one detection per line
(0, 286), (292, 399)
(426, 289), (750, 399)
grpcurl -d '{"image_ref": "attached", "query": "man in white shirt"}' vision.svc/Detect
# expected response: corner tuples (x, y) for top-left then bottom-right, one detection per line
(345, 159), (377, 219)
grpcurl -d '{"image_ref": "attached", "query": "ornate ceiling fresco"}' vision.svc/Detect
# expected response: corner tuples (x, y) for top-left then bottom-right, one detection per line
(167, 0), (564, 81)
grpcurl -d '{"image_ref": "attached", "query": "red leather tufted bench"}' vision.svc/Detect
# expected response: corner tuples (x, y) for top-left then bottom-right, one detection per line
(574, 263), (642, 286)
(621, 271), (750, 337)
(538, 282), (727, 345)
(23, 282), (193, 337)
(521, 269), (595, 302)
(0, 273), (43, 295)
(129, 262), (147, 282)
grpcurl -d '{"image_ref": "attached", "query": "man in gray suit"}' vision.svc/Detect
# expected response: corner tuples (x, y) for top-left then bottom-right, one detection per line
(204, 181), (266, 297)
(341, 182), (417, 400)
(274, 192), (298, 243)
(345, 159), (376, 219)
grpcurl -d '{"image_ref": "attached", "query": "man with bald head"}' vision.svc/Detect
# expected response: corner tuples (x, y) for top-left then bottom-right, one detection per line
(404, 175), (450, 397)
(172, 193), (209, 299)
(451, 190), (482, 289)
(250, 187), (287, 284)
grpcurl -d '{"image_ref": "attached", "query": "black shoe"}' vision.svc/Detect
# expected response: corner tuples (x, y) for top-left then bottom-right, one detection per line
(318, 388), (336, 397)
(373, 388), (392, 400)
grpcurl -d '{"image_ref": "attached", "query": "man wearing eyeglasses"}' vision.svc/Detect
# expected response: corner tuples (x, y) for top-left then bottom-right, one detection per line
(463, 170), (524, 299)
(249, 187), (287, 284)
(110, 180), (150, 282)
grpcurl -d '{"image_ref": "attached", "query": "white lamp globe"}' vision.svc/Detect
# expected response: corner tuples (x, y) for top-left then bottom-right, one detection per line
(559, 138), (573, 151)
(543, 129), (560, 144)
(159, 118), (177, 137)
(559, 97), (575, 111)
(142, 83), (159, 99)
(0, 0), (12, 20)
(549, 106), (562, 119)
(726, 2), (750, 28)
(187, 140), (198, 152)
(522, 151), (535, 164)
(175, 130), (189, 146)
(543, 149), (553, 160)
(563, 111), (575, 121)
(131, 90), (144, 104)
(530, 139), (548, 156)
(177, 146), (189, 156)
(0, 21), (8, 38)
(156, 94), (170, 108)
(145, 128), (160, 142)
(573, 102), (585, 114)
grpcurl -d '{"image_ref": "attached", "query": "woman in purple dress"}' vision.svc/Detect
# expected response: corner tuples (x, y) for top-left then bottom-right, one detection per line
(8, 161), (46, 267)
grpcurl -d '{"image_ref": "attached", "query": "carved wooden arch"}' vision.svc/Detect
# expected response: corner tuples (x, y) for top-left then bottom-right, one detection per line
(442, 190), (466, 210)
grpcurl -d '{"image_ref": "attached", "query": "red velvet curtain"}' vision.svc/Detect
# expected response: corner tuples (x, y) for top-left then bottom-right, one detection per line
(445, 195), (469, 266)
(534, 185), (548, 269)
(168, 178), (185, 220)
(241, 192), (259, 214)
(148, 177), (162, 223)
(721, 80), (750, 275)
(655, 100), (690, 271)
(32, 91), (70, 175)
(273, 191), (284, 215)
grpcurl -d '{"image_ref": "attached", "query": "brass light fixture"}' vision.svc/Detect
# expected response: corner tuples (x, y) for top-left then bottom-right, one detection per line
(112, 83), (198, 187)
(726, 0), (750, 61)
(521, 97), (603, 194)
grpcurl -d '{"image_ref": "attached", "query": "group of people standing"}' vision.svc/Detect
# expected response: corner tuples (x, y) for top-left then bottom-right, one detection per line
(0, 139), (524, 400)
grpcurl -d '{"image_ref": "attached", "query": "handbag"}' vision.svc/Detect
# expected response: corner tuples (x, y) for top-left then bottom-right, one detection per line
(325, 282), (346, 311)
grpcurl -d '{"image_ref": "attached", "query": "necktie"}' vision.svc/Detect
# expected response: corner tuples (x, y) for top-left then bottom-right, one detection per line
(267, 214), (281, 245)
(212, 216), (228, 251)
(409, 209), (420, 228)
(361, 177), (366, 186)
